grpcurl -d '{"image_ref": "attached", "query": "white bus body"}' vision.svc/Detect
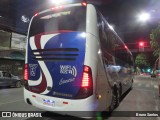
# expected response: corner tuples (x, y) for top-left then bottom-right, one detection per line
(24, 2), (134, 117)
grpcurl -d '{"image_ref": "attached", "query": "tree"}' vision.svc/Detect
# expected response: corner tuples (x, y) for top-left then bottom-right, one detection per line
(135, 53), (150, 68)
(150, 26), (160, 69)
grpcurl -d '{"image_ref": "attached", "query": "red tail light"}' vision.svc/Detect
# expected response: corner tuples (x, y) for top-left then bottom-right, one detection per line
(34, 13), (39, 17)
(124, 45), (128, 49)
(81, 66), (91, 87)
(24, 64), (28, 80)
(51, 6), (64, 10)
(82, 2), (87, 6)
(76, 65), (93, 99)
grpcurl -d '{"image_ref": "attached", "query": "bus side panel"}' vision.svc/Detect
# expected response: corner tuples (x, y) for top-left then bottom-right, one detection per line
(86, 4), (112, 111)
(97, 52), (112, 111)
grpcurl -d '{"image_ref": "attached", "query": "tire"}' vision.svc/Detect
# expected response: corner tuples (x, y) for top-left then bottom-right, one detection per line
(15, 81), (22, 88)
(130, 79), (134, 90)
(119, 84), (122, 98)
(109, 88), (120, 112)
(115, 89), (120, 107)
(109, 92), (116, 112)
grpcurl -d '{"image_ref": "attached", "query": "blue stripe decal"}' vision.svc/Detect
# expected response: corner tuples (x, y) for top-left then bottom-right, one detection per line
(28, 32), (86, 99)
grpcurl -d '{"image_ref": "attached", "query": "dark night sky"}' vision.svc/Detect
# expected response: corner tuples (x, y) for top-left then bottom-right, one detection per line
(0, 0), (160, 44)
(0, 0), (159, 66)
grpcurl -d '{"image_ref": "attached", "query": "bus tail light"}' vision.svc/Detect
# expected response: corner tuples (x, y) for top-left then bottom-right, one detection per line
(82, 2), (87, 6)
(51, 6), (64, 10)
(34, 13), (39, 17)
(81, 66), (91, 87)
(75, 65), (93, 99)
(24, 64), (28, 80)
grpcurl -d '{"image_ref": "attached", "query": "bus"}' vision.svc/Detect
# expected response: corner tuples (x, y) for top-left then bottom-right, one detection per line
(24, 2), (134, 117)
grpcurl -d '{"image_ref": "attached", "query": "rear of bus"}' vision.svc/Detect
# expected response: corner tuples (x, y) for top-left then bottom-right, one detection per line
(24, 3), (100, 116)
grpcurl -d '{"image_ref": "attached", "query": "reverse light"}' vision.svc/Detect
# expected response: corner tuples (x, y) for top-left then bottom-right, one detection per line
(24, 64), (28, 80)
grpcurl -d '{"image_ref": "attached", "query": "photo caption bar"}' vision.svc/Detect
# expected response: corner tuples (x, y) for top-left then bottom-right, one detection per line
(1, 112), (42, 118)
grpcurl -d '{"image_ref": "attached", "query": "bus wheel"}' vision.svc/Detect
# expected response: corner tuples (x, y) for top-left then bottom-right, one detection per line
(115, 89), (120, 107)
(109, 90), (117, 112)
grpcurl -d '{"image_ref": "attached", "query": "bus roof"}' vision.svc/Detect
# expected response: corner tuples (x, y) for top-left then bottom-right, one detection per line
(34, 2), (87, 17)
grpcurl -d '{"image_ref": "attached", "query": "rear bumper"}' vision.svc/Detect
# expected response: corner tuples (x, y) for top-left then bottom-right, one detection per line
(24, 89), (98, 117)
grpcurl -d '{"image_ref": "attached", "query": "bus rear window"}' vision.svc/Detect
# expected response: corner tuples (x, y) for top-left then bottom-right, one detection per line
(29, 6), (86, 37)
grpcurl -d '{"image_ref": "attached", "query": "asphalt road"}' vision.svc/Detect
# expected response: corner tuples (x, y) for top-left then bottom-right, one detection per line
(108, 75), (160, 120)
(0, 75), (160, 120)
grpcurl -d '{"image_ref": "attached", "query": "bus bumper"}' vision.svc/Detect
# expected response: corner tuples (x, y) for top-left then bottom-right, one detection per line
(24, 89), (99, 118)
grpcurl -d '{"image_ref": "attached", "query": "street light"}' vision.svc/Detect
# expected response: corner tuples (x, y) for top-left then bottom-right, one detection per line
(138, 12), (150, 22)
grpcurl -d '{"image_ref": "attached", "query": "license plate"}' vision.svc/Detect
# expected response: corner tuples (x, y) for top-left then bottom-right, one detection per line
(43, 99), (55, 107)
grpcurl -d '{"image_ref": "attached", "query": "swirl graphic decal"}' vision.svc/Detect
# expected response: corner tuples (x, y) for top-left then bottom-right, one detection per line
(29, 34), (58, 94)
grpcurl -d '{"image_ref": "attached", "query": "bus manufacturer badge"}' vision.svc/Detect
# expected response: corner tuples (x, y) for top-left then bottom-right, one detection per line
(29, 64), (38, 76)
(60, 65), (77, 77)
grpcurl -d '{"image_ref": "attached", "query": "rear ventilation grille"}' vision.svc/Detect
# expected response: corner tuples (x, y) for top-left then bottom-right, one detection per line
(31, 48), (79, 61)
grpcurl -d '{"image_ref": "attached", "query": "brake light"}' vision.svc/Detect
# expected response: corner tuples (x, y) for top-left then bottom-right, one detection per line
(75, 65), (93, 99)
(124, 45), (128, 49)
(82, 2), (87, 6)
(84, 66), (89, 72)
(51, 6), (63, 10)
(81, 66), (91, 87)
(81, 73), (89, 87)
(34, 13), (39, 17)
(24, 64), (28, 80)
